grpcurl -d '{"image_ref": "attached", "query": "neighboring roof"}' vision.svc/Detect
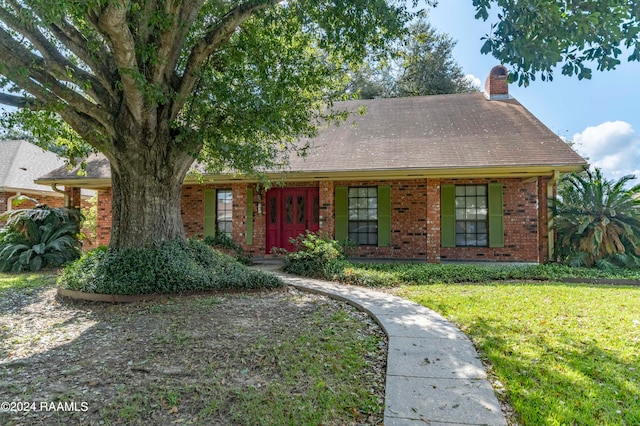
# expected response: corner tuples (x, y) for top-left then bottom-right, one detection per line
(0, 140), (67, 194)
(36, 93), (587, 188)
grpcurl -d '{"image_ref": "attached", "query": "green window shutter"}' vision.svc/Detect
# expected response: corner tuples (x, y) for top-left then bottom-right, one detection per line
(204, 189), (216, 238)
(246, 187), (254, 245)
(335, 186), (348, 242)
(488, 183), (504, 248)
(377, 186), (391, 247)
(441, 184), (455, 248)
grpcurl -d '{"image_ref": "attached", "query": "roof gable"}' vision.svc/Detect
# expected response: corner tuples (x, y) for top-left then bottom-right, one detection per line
(0, 140), (67, 193)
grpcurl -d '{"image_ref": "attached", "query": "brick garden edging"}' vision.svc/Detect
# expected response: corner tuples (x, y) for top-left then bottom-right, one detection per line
(57, 287), (164, 303)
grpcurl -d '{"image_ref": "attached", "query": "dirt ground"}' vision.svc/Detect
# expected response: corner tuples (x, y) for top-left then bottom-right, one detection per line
(0, 284), (387, 425)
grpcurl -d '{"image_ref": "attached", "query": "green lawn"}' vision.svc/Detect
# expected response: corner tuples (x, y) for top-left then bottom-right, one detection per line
(0, 272), (57, 293)
(398, 282), (640, 425)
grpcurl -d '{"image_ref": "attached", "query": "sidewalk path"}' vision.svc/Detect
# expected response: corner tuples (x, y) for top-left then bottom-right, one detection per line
(255, 264), (507, 425)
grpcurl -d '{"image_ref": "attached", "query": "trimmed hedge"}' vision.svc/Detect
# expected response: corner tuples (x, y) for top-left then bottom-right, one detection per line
(59, 239), (281, 295)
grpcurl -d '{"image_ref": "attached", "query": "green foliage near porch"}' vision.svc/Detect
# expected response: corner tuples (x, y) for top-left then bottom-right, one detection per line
(398, 283), (640, 425)
(282, 233), (640, 287)
(59, 239), (280, 295)
(0, 205), (83, 272)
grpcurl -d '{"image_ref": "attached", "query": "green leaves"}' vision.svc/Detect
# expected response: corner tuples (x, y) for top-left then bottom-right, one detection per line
(0, 205), (84, 272)
(551, 168), (640, 268)
(475, 0), (640, 86)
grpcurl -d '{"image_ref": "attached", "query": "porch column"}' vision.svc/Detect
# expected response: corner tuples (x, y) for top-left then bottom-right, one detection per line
(425, 179), (441, 263)
(319, 181), (335, 237)
(65, 187), (82, 209)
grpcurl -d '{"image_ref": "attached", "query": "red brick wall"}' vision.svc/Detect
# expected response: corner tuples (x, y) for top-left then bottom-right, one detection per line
(439, 178), (542, 262)
(92, 176), (550, 263)
(96, 189), (112, 246)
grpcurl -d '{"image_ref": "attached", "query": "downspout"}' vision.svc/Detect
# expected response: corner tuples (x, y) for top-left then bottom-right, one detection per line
(6, 192), (21, 212)
(547, 170), (560, 262)
(51, 183), (70, 208)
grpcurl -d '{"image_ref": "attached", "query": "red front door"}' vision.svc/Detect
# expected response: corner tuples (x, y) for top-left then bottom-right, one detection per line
(266, 187), (320, 253)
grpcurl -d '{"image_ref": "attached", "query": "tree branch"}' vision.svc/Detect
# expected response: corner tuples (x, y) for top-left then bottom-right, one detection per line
(172, 0), (275, 120)
(96, 0), (145, 123)
(149, 0), (205, 86)
(0, 93), (39, 109)
(0, 27), (115, 135)
(0, 3), (114, 109)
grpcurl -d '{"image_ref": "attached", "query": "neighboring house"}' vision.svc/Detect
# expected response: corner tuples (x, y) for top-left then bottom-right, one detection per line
(36, 67), (587, 263)
(0, 140), (71, 223)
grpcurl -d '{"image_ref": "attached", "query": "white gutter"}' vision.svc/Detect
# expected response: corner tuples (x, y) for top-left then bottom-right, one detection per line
(6, 192), (21, 212)
(51, 183), (70, 208)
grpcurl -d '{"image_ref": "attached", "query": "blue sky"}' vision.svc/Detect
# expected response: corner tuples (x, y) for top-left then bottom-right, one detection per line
(426, 0), (640, 181)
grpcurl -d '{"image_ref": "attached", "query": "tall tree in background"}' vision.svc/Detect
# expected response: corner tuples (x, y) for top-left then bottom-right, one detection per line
(347, 17), (477, 99)
(396, 19), (477, 96)
(0, 0), (418, 249)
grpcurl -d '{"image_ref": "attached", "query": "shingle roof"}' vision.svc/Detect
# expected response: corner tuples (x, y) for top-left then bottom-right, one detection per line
(36, 93), (587, 186)
(287, 93), (586, 172)
(0, 140), (67, 193)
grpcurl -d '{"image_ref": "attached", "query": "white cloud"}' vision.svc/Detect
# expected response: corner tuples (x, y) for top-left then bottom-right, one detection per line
(464, 74), (482, 90)
(572, 121), (640, 181)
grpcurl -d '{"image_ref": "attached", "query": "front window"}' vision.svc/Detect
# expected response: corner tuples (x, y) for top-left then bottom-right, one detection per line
(455, 185), (488, 247)
(348, 187), (378, 245)
(216, 189), (232, 238)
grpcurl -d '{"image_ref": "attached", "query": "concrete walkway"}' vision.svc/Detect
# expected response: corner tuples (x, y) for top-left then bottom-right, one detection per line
(254, 263), (507, 425)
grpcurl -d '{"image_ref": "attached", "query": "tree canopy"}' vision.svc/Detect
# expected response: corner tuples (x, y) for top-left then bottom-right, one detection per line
(346, 18), (478, 99)
(474, 0), (640, 85)
(0, 0), (423, 248)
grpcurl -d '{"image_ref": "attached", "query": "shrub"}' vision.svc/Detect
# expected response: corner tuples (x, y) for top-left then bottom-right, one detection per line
(0, 205), (83, 272)
(59, 239), (281, 295)
(281, 232), (348, 278)
(203, 233), (252, 265)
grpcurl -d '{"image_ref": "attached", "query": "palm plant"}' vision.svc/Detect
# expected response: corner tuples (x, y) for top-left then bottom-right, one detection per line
(0, 205), (83, 272)
(551, 168), (640, 268)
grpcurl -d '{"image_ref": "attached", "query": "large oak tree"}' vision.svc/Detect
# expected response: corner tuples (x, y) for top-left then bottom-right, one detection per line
(0, 0), (638, 250)
(0, 0), (418, 248)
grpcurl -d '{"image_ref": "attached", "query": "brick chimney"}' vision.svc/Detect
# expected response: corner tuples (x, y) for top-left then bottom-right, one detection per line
(484, 65), (509, 100)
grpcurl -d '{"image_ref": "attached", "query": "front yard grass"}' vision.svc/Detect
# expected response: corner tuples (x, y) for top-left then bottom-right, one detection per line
(0, 273), (386, 425)
(397, 282), (640, 425)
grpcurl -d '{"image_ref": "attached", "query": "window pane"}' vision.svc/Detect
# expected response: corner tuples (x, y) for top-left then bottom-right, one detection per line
(297, 196), (305, 224)
(454, 185), (488, 247)
(285, 196), (293, 224)
(216, 189), (232, 237)
(269, 197), (277, 224)
(348, 187), (379, 246)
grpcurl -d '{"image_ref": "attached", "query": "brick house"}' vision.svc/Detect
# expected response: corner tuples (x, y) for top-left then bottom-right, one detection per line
(0, 140), (82, 226)
(36, 67), (587, 263)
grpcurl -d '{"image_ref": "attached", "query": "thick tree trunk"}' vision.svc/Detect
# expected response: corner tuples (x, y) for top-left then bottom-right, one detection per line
(108, 141), (195, 249)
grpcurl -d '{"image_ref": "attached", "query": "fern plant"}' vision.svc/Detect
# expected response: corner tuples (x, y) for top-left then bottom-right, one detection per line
(0, 205), (83, 272)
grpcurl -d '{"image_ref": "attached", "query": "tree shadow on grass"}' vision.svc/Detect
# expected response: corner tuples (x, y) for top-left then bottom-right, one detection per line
(470, 316), (640, 425)
(0, 286), (386, 425)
